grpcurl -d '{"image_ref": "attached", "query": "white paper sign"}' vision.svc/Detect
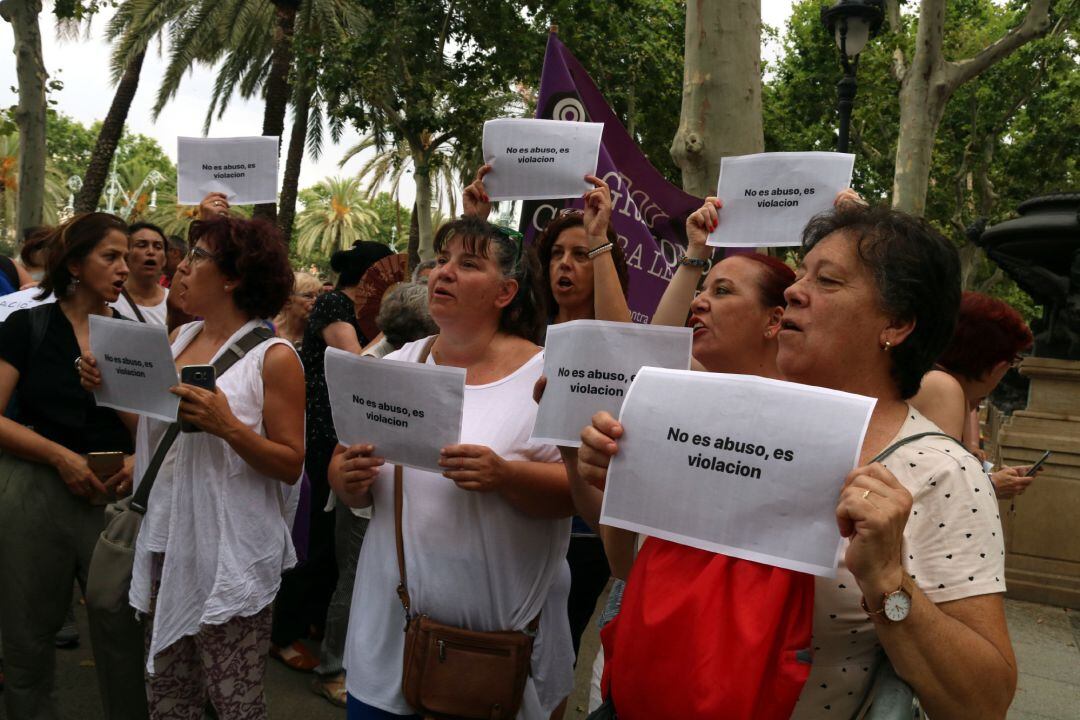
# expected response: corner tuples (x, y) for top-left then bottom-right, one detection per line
(707, 151), (855, 248)
(482, 119), (603, 201)
(0, 287), (54, 323)
(177, 136), (280, 205)
(89, 315), (180, 422)
(532, 320), (692, 447)
(600, 368), (876, 577)
(325, 347), (466, 473)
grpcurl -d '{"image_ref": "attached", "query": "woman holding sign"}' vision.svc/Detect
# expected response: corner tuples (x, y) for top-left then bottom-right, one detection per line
(80, 216), (306, 720)
(329, 216), (574, 720)
(0, 213), (149, 720)
(581, 205), (1016, 719)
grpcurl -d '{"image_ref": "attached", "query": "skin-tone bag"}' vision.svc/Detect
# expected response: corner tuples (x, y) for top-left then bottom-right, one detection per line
(395, 337), (539, 720)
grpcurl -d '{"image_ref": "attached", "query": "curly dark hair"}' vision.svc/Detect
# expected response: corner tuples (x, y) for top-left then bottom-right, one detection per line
(534, 211), (630, 313)
(801, 205), (961, 399)
(432, 216), (547, 344)
(37, 213), (128, 301)
(189, 217), (293, 320)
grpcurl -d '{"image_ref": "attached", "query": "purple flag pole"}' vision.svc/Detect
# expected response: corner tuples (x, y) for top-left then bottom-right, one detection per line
(520, 31), (707, 323)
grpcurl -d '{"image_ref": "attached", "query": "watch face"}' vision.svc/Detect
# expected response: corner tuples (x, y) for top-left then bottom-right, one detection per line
(883, 590), (912, 622)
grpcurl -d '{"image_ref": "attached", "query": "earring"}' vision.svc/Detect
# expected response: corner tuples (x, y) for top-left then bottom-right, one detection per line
(882, 340), (892, 351)
(764, 330), (773, 338)
(224, 284), (232, 292)
(67, 277), (80, 296)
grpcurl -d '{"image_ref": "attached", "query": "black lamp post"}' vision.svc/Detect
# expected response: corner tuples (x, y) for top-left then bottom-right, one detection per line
(821, 0), (885, 153)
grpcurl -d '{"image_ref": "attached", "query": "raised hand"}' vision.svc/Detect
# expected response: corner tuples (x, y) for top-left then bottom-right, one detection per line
(578, 411), (622, 491)
(463, 165), (493, 220)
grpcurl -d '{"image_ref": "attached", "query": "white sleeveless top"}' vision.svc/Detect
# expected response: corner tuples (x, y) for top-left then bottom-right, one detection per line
(130, 320), (299, 672)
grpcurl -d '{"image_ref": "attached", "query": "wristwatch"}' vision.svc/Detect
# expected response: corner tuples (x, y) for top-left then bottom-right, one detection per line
(860, 575), (913, 623)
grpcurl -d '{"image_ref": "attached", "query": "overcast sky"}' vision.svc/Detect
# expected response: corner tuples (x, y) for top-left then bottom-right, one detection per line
(0, 1), (797, 209)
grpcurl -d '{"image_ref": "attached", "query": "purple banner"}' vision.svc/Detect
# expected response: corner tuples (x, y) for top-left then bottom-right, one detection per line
(520, 32), (705, 323)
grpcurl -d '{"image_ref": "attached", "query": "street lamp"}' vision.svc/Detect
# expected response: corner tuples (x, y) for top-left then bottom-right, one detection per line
(61, 175), (83, 221)
(821, 0), (885, 153)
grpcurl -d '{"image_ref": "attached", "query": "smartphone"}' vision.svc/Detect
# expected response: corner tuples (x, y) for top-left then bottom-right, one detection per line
(180, 364), (216, 433)
(87, 451), (125, 479)
(1025, 450), (1051, 477)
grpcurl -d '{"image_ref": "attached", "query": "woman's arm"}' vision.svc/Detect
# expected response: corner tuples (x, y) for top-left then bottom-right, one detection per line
(651, 199), (718, 327)
(323, 321), (364, 354)
(171, 344), (305, 483)
(584, 175), (633, 323)
(440, 443), (574, 518)
(0, 359), (108, 497)
(839, 463), (1016, 718)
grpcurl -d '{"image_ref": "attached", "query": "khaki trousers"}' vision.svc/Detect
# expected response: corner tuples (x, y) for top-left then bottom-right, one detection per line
(0, 452), (149, 720)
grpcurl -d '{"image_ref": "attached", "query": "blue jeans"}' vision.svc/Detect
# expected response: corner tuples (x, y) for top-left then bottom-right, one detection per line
(346, 694), (420, 720)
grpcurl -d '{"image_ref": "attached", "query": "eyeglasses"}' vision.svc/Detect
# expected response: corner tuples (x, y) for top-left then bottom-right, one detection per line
(185, 246), (216, 265)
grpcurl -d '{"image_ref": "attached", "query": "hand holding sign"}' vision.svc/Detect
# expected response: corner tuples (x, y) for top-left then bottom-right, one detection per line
(482, 119), (603, 201)
(707, 151), (855, 248)
(177, 136), (279, 206)
(462, 165), (493, 220)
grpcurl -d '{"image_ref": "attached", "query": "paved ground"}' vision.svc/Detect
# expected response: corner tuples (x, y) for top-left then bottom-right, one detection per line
(1, 593), (1075, 719)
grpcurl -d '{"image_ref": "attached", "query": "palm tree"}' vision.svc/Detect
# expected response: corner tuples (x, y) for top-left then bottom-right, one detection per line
(294, 176), (382, 258)
(0, 132), (68, 238)
(144, 0), (364, 231)
(72, 0), (189, 213)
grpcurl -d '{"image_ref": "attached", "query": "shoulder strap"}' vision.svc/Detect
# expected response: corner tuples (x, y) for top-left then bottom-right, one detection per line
(395, 336), (438, 619)
(129, 324), (276, 514)
(870, 431), (962, 464)
(28, 304), (52, 361)
(120, 288), (147, 323)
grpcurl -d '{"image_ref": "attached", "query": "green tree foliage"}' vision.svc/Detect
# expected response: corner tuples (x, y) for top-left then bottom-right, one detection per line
(531, 1), (686, 183)
(764, 0), (1078, 319)
(294, 176), (383, 259)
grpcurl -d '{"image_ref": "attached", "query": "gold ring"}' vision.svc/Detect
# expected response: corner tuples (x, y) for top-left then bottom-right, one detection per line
(861, 489), (871, 500)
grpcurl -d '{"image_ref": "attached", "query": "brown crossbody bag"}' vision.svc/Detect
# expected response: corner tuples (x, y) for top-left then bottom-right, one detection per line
(395, 336), (538, 720)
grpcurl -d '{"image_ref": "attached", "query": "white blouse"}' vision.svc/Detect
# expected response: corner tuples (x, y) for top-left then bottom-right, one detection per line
(130, 320), (300, 672)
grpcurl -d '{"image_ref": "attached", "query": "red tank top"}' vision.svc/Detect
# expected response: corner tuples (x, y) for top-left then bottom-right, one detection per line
(601, 537), (815, 719)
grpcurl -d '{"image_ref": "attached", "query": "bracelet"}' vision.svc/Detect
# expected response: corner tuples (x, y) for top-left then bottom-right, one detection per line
(679, 255), (711, 273)
(587, 242), (614, 260)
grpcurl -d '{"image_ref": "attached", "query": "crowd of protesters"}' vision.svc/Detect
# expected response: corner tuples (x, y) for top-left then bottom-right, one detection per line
(0, 159), (1039, 720)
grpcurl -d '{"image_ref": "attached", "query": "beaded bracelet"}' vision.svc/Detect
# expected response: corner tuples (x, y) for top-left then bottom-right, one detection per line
(587, 242), (614, 259)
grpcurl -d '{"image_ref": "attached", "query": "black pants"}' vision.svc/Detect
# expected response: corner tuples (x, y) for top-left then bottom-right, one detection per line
(271, 439), (338, 648)
(566, 534), (611, 661)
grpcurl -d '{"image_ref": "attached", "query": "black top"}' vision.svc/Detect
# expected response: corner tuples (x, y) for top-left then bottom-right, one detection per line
(0, 303), (134, 455)
(300, 289), (368, 452)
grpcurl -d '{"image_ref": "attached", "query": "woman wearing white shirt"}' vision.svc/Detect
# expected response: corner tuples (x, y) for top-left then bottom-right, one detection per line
(111, 222), (169, 325)
(115, 216), (304, 720)
(329, 216), (574, 720)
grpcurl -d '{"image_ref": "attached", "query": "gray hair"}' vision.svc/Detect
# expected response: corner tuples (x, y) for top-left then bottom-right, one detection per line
(411, 258), (437, 283)
(377, 282), (439, 349)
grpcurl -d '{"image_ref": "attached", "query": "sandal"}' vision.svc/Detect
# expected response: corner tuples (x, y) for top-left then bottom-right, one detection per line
(269, 642), (319, 672)
(311, 674), (348, 708)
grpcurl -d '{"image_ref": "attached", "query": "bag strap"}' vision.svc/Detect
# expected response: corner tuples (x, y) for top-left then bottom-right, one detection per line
(28, 303), (51, 362)
(395, 336), (437, 620)
(129, 324), (275, 514)
(120, 288), (148, 324)
(870, 431), (961, 464)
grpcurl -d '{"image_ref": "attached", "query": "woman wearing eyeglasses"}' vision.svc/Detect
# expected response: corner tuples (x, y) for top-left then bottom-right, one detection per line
(274, 271), (322, 350)
(329, 216), (574, 720)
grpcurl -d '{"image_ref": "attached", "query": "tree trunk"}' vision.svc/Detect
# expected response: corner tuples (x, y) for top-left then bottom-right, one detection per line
(252, 2), (297, 224)
(407, 202), (420, 270)
(412, 148), (435, 261)
(277, 86), (310, 244)
(670, 0), (763, 196)
(75, 50), (146, 214)
(1, 0), (47, 233)
(891, 0), (1050, 215)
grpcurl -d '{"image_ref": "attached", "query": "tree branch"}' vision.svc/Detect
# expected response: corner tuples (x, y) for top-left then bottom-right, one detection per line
(891, 47), (907, 83)
(945, 0), (1051, 90)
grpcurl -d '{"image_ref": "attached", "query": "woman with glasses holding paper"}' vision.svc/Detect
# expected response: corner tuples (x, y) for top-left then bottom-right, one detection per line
(83, 215), (306, 719)
(0, 213), (150, 720)
(329, 216), (575, 720)
(581, 205), (1016, 719)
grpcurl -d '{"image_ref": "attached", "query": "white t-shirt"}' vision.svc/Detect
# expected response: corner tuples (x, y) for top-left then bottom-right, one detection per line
(130, 320), (299, 672)
(112, 287), (169, 326)
(0, 287), (53, 323)
(344, 337), (573, 718)
(791, 407), (1006, 718)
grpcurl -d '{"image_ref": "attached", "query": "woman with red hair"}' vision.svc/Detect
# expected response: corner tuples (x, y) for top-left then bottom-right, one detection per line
(912, 291), (1036, 497)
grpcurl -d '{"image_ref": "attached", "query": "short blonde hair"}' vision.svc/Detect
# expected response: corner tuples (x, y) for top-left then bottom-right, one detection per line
(293, 271), (321, 296)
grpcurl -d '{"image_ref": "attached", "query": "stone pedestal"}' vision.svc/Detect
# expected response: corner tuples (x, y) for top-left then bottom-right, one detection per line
(995, 357), (1080, 610)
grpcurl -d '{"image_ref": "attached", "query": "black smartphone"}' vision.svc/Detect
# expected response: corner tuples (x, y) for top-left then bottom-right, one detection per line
(180, 364), (216, 433)
(1025, 450), (1051, 477)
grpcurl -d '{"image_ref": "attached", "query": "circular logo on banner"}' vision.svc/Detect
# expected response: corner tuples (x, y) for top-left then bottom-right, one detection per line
(549, 93), (589, 123)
